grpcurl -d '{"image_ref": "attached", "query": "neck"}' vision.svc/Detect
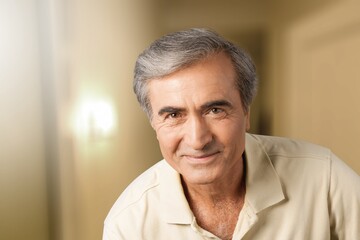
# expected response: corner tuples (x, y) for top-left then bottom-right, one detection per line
(181, 157), (246, 240)
(182, 157), (246, 206)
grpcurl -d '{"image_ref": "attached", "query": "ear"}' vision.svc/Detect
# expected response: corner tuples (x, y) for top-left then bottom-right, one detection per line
(245, 109), (251, 131)
(150, 119), (156, 130)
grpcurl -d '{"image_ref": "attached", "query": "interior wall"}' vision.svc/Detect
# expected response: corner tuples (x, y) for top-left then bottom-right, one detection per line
(265, 0), (340, 137)
(268, 0), (360, 173)
(157, 0), (269, 32)
(55, 0), (162, 239)
(0, 0), (162, 240)
(0, 1), (49, 239)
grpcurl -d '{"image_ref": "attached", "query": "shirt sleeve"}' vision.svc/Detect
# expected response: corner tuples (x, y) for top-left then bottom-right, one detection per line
(328, 152), (360, 239)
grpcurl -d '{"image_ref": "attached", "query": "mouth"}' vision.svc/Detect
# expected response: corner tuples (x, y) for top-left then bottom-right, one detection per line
(183, 151), (220, 164)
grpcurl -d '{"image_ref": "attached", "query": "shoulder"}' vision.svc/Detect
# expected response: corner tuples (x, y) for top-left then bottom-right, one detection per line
(248, 134), (331, 161)
(246, 133), (333, 185)
(247, 133), (360, 186)
(104, 160), (167, 225)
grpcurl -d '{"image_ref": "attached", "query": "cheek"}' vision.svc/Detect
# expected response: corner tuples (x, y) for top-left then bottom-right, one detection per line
(214, 119), (247, 145)
(216, 129), (238, 147)
(156, 129), (180, 156)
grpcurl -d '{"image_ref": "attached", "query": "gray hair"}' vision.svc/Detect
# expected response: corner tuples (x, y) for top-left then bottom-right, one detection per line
(133, 28), (257, 119)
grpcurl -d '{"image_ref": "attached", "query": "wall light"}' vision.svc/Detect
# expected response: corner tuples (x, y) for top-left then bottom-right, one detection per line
(75, 99), (116, 140)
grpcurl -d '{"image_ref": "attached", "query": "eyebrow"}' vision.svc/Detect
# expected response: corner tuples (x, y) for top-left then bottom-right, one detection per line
(157, 100), (232, 116)
(201, 100), (233, 111)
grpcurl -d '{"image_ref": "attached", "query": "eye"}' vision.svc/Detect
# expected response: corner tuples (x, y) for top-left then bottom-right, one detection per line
(206, 107), (227, 119)
(163, 111), (185, 125)
(166, 112), (180, 119)
(210, 108), (223, 114)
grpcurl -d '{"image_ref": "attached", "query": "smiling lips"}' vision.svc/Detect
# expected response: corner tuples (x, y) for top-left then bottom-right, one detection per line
(183, 151), (220, 164)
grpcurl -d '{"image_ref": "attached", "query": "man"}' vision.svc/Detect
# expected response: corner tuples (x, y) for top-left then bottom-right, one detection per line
(103, 28), (360, 239)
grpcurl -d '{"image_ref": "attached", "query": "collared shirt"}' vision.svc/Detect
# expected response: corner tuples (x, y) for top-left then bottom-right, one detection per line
(103, 134), (360, 239)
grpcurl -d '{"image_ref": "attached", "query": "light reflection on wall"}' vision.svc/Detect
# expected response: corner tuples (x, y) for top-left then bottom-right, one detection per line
(74, 98), (116, 140)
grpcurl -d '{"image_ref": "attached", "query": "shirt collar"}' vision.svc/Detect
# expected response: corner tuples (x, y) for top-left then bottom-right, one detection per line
(158, 161), (194, 224)
(244, 133), (285, 213)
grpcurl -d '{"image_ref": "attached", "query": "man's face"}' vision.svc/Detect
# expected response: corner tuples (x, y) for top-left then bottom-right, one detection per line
(148, 52), (250, 186)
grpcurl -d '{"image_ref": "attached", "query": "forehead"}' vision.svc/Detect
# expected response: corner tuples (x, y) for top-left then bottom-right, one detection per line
(147, 53), (240, 110)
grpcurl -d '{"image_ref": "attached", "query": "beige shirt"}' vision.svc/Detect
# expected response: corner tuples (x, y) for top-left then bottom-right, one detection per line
(103, 134), (360, 240)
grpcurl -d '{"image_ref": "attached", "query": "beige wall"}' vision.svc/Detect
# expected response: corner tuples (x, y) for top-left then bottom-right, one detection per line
(52, 0), (162, 239)
(267, 0), (360, 173)
(1, 1), (359, 240)
(1, 0), (162, 239)
(0, 1), (49, 239)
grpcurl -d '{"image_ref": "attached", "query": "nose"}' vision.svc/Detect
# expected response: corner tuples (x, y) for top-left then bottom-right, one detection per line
(183, 115), (213, 150)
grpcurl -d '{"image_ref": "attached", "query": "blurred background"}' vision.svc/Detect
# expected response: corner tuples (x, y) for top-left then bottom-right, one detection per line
(1, 0), (359, 239)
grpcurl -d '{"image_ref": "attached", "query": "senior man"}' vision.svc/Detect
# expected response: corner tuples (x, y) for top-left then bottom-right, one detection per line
(103, 28), (360, 240)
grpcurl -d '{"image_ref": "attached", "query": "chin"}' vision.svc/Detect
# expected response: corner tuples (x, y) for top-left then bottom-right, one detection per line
(182, 170), (219, 185)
